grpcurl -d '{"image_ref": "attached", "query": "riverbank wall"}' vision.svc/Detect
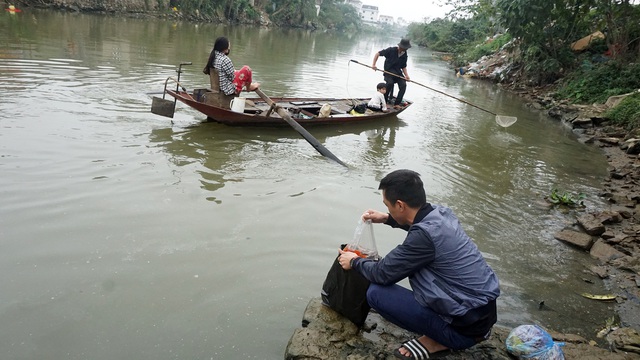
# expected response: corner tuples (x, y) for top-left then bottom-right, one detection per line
(5, 0), (253, 25)
(19, 0), (167, 13)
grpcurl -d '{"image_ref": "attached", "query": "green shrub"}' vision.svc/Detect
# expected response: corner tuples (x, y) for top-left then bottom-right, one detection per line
(604, 92), (640, 129)
(557, 62), (640, 104)
(465, 33), (512, 62)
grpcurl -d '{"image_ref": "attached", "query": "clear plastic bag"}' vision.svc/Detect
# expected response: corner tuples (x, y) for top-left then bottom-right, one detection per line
(345, 219), (379, 260)
(506, 325), (565, 360)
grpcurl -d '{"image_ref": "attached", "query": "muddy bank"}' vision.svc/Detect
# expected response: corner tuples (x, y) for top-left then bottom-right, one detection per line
(462, 53), (640, 335)
(470, 41), (640, 332)
(522, 88), (640, 331)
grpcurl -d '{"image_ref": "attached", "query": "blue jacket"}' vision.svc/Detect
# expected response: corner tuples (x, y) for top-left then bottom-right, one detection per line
(353, 204), (500, 318)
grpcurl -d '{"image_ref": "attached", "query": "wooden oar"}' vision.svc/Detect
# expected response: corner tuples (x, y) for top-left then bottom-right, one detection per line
(254, 88), (348, 167)
(350, 59), (517, 128)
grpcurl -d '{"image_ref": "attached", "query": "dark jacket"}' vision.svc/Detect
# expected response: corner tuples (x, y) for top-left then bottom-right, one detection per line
(353, 204), (500, 318)
(378, 46), (408, 76)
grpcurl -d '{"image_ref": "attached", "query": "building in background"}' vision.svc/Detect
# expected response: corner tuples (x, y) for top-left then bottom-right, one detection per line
(379, 14), (394, 25)
(344, 0), (406, 27)
(360, 4), (379, 23)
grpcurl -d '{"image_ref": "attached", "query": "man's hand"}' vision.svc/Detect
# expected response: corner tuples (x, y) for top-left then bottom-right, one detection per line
(338, 249), (359, 270)
(371, 52), (380, 71)
(362, 209), (388, 223)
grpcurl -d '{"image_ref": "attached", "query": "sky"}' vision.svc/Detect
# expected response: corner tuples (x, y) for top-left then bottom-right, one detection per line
(367, 0), (640, 23)
(363, 0), (453, 23)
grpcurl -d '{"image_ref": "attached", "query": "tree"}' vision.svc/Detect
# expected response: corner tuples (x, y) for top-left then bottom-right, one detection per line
(594, 0), (640, 60)
(269, 0), (318, 27)
(492, 0), (596, 83)
(318, 0), (361, 32)
(407, 16), (493, 54)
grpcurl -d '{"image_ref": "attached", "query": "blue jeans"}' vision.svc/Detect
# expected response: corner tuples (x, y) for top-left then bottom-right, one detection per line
(366, 283), (477, 350)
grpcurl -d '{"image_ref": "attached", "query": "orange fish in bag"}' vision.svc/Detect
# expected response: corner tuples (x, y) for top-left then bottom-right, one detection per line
(344, 219), (379, 260)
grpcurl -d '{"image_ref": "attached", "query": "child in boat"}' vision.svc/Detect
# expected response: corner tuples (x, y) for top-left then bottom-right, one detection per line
(367, 82), (389, 112)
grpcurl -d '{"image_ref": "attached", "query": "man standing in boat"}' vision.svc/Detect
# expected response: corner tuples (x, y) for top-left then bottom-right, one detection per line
(372, 38), (412, 109)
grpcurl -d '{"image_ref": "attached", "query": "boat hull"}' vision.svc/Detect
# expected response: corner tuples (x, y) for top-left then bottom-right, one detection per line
(166, 90), (411, 126)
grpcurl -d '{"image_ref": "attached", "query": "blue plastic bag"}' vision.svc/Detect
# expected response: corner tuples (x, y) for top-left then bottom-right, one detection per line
(505, 325), (565, 360)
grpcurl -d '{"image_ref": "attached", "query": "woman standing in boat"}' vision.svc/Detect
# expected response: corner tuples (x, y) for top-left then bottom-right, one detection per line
(203, 36), (260, 97)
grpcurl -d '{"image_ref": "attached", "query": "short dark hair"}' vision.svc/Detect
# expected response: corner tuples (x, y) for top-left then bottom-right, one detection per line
(378, 169), (426, 208)
(377, 82), (387, 90)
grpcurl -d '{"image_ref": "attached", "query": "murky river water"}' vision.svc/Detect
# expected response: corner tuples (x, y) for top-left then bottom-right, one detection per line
(1, 10), (615, 359)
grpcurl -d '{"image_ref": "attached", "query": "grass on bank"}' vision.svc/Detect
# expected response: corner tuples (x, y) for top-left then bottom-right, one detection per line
(556, 61), (640, 104)
(555, 61), (640, 129)
(604, 92), (640, 129)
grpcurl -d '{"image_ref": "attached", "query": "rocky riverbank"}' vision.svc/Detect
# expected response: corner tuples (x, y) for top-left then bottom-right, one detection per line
(284, 61), (640, 359)
(462, 51), (640, 335)
(525, 88), (640, 331)
(284, 95), (640, 358)
(285, 298), (640, 359)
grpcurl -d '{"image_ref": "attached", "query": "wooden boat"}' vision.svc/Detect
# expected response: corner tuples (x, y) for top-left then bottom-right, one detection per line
(163, 88), (412, 126)
(151, 63), (411, 126)
(150, 63), (409, 165)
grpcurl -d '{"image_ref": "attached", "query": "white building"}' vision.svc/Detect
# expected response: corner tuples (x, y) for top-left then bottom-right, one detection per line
(379, 14), (394, 25)
(360, 4), (379, 22)
(346, 1), (405, 27)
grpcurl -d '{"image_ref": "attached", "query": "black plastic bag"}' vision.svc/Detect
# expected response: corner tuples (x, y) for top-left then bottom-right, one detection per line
(354, 103), (367, 114)
(347, 103), (368, 114)
(320, 244), (371, 327)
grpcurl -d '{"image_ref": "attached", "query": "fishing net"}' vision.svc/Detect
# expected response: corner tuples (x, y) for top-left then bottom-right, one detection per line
(496, 115), (517, 127)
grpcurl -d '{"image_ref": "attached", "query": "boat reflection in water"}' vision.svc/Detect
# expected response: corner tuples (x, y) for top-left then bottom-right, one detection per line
(148, 118), (404, 202)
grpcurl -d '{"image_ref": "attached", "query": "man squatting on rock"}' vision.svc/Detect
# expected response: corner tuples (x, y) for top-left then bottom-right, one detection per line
(338, 169), (500, 359)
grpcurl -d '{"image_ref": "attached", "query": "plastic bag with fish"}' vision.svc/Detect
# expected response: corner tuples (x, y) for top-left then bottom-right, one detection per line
(344, 219), (379, 260)
(505, 325), (565, 360)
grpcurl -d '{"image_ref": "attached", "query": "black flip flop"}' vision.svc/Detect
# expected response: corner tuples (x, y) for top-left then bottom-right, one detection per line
(393, 338), (453, 359)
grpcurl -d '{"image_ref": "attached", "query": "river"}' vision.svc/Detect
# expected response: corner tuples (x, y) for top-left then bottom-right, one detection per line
(0, 9), (613, 360)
